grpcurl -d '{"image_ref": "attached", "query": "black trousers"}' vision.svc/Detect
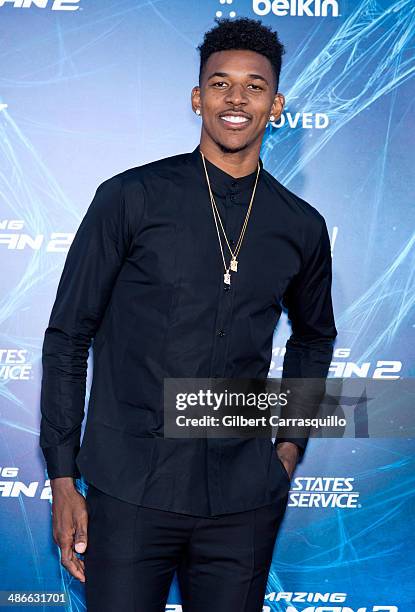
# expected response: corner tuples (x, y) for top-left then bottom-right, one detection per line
(84, 484), (289, 612)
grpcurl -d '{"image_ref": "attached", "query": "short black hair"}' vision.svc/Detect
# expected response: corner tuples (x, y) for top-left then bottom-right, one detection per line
(197, 17), (285, 93)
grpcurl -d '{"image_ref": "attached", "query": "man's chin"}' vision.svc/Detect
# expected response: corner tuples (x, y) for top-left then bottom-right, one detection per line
(215, 138), (250, 155)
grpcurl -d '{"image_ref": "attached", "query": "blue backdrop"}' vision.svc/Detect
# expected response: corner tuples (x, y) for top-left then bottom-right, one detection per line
(0, 0), (414, 610)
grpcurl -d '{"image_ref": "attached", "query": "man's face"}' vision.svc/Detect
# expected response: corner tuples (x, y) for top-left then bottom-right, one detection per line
(192, 49), (284, 154)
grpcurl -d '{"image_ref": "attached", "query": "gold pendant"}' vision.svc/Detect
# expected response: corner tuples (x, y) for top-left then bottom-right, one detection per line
(224, 270), (231, 285)
(230, 258), (238, 272)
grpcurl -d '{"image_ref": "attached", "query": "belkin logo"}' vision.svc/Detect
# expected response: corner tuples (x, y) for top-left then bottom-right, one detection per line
(253, 0), (340, 17)
(0, 0), (79, 9)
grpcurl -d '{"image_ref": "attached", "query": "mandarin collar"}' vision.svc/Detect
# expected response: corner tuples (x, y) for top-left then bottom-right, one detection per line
(190, 144), (263, 198)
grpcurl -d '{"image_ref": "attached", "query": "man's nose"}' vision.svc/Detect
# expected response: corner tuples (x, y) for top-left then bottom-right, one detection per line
(225, 84), (248, 105)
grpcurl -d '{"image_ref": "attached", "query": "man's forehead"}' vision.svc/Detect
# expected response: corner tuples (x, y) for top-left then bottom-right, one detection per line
(204, 50), (273, 80)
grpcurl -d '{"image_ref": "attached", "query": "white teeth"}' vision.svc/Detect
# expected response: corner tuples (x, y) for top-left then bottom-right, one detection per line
(221, 115), (249, 124)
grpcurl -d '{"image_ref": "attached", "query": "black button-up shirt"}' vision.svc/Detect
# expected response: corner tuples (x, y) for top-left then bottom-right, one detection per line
(40, 144), (337, 517)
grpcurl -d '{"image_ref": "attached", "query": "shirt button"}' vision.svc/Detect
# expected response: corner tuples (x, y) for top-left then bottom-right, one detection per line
(223, 284), (230, 292)
(230, 194), (236, 202)
(217, 329), (226, 337)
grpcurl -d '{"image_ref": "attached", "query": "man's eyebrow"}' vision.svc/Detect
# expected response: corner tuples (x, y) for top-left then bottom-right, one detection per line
(206, 71), (269, 85)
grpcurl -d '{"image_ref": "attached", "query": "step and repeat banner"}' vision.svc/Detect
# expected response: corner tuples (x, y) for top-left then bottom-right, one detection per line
(1, 0), (414, 610)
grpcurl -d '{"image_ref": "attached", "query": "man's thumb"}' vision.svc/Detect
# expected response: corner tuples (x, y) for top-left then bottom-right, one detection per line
(74, 528), (87, 553)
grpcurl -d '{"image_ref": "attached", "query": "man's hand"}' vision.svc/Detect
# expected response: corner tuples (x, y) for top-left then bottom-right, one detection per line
(276, 442), (300, 480)
(50, 477), (88, 583)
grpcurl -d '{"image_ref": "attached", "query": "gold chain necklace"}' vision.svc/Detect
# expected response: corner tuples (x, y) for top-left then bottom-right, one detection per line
(200, 151), (261, 286)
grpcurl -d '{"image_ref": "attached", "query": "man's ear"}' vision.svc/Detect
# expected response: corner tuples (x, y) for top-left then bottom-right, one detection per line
(271, 92), (285, 122)
(191, 86), (201, 113)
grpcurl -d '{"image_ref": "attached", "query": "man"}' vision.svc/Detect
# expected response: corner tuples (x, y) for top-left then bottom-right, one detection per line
(40, 16), (337, 612)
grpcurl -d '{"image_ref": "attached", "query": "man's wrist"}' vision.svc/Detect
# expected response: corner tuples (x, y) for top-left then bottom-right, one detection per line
(50, 476), (77, 492)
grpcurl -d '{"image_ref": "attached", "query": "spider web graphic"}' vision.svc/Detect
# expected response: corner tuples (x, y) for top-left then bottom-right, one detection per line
(263, 0), (415, 183)
(266, 0), (415, 371)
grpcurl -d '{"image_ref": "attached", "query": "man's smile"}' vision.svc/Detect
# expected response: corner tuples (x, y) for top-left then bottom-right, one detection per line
(219, 111), (252, 129)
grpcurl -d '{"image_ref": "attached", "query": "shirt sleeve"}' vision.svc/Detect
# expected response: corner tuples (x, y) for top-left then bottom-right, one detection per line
(274, 216), (337, 460)
(39, 175), (131, 480)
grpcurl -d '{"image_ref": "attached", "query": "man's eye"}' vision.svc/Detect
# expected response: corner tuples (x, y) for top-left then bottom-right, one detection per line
(211, 82), (263, 90)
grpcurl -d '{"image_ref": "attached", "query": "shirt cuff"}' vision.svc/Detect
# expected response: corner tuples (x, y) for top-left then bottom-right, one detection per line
(42, 445), (81, 480)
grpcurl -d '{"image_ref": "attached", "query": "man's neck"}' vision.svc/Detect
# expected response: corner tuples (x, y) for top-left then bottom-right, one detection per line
(198, 136), (261, 178)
